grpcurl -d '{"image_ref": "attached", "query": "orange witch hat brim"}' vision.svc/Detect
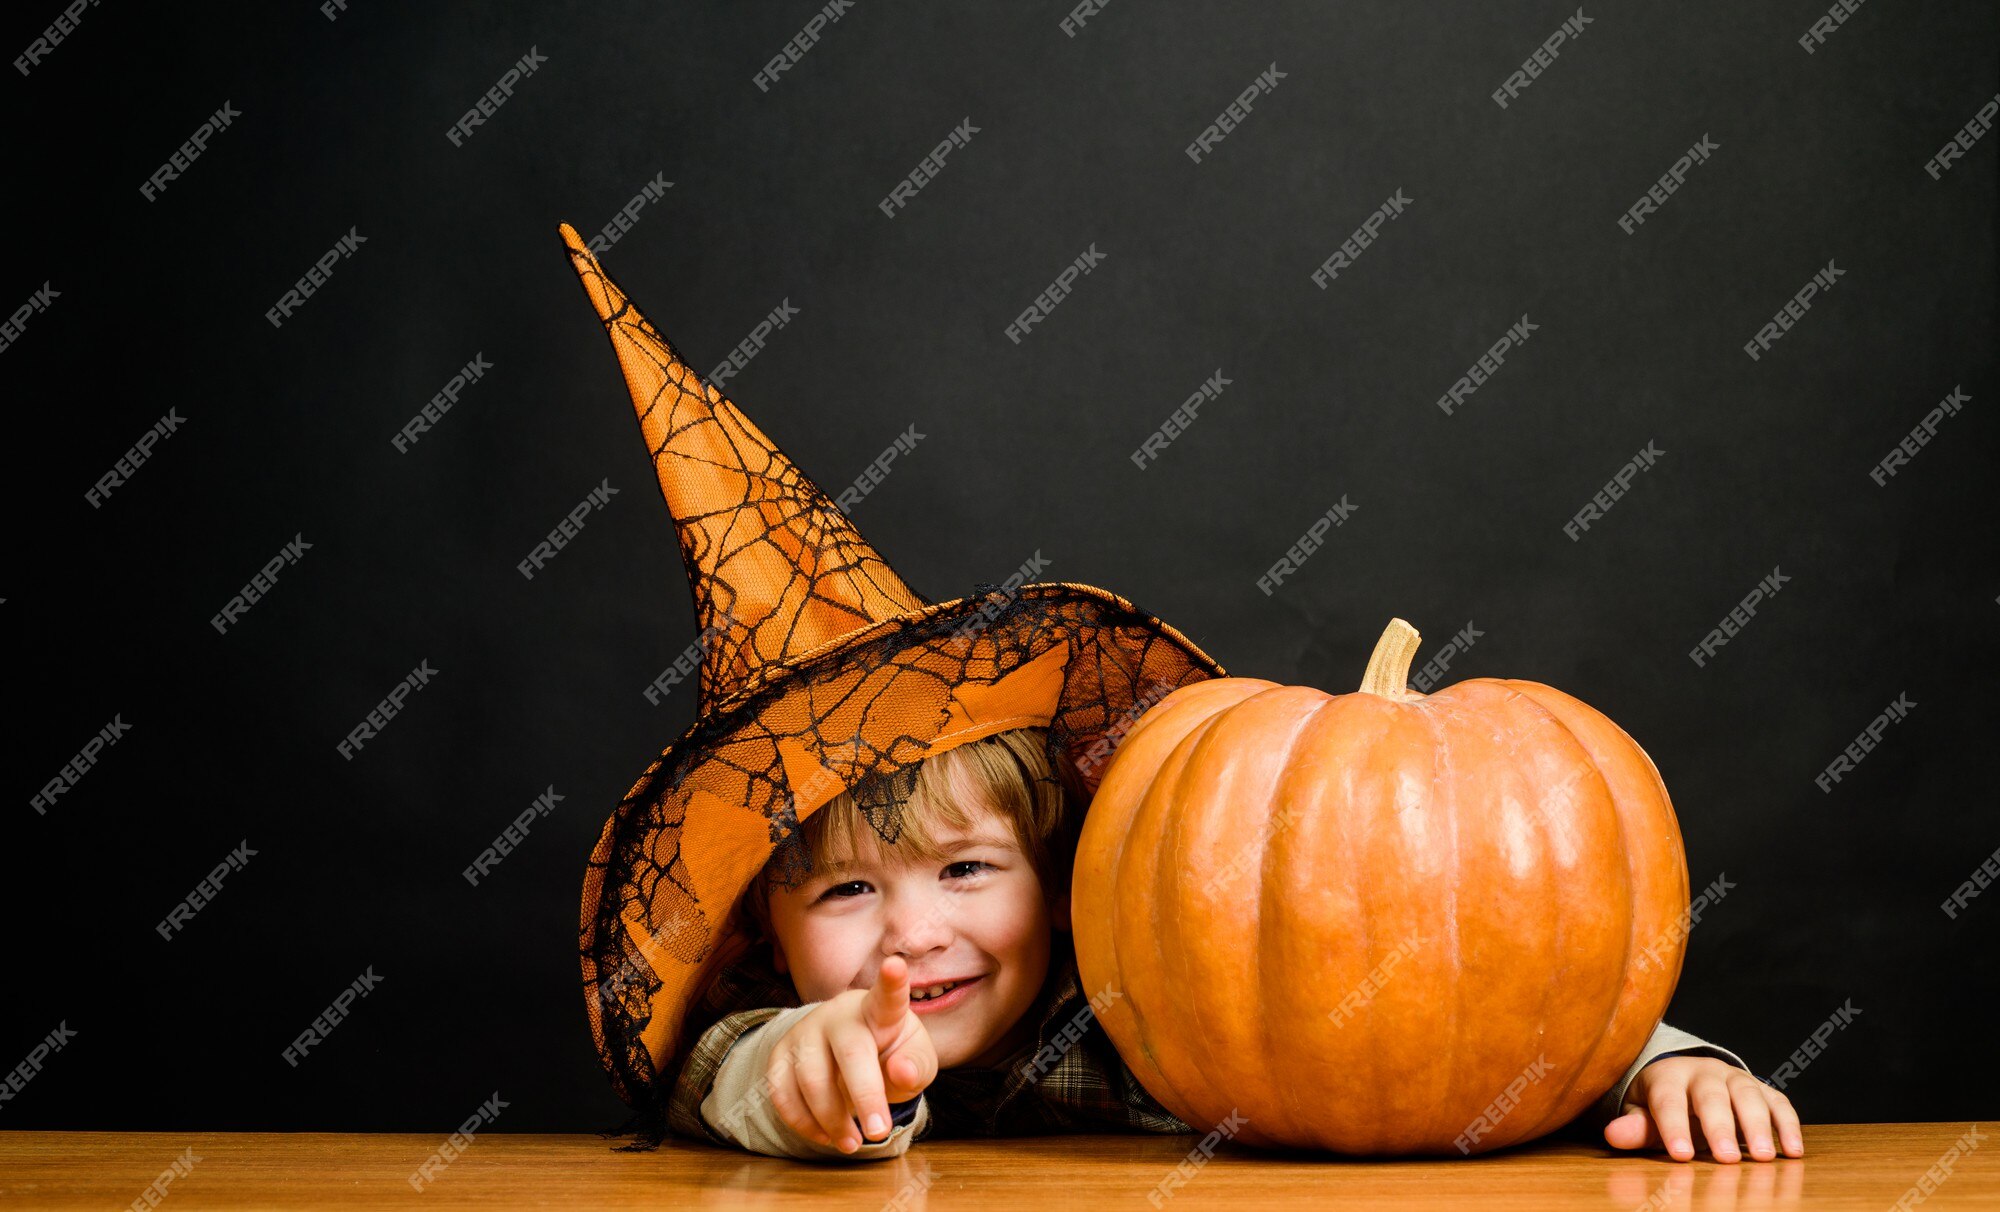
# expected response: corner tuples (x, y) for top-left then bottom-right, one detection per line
(557, 223), (1228, 1122)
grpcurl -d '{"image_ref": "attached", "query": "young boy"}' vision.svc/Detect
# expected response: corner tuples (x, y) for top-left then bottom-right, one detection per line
(666, 727), (1806, 1164)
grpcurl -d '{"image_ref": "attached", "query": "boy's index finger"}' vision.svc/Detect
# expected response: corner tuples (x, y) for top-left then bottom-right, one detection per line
(863, 955), (910, 1036)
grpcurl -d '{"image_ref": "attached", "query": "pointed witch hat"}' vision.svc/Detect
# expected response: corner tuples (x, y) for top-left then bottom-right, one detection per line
(555, 222), (1227, 1127)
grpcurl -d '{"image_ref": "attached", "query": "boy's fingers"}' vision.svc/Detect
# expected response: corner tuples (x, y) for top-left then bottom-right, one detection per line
(766, 1049), (829, 1146)
(1601, 1108), (1652, 1151)
(792, 1045), (859, 1149)
(1766, 1088), (1805, 1156)
(1645, 1082), (1697, 1161)
(881, 1019), (938, 1102)
(829, 1022), (894, 1143)
(863, 956), (911, 1041)
(1600, 1120), (1648, 1152)
(1689, 1074), (1741, 1161)
(1729, 1076), (1777, 1160)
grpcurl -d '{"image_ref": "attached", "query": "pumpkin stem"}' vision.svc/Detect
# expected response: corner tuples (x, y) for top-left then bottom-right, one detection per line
(1360, 618), (1423, 697)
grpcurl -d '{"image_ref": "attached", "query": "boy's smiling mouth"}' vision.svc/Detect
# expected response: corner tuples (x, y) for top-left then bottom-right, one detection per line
(909, 974), (984, 1011)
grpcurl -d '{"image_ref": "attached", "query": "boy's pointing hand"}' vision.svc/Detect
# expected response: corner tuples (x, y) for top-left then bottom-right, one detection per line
(766, 954), (938, 1154)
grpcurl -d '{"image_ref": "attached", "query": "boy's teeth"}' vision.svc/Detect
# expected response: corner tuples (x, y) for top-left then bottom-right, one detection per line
(912, 980), (960, 1001)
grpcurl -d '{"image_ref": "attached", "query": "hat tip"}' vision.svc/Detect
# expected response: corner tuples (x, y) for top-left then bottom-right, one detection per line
(556, 221), (617, 323)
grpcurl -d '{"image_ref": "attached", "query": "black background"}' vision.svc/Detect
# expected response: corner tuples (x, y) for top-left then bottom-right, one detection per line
(5, 0), (1995, 1133)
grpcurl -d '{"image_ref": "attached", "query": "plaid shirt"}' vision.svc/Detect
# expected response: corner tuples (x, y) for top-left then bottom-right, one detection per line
(664, 932), (1192, 1146)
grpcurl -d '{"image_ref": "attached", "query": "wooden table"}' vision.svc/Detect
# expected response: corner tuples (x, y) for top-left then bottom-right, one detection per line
(2, 1123), (1990, 1208)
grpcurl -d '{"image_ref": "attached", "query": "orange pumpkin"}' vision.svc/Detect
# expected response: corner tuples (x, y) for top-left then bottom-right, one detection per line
(1073, 618), (1690, 1155)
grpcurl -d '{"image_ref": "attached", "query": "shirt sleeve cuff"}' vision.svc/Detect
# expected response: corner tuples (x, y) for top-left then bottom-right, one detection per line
(1587, 1021), (1754, 1132)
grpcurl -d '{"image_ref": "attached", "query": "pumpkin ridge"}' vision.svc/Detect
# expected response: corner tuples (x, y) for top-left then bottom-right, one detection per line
(1173, 692), (1289, 1134)
(1495, 683), (1600, 1139)
(1255, 687), (1342, 1143)
(1168, 704), (1264, 1128)
(1080, 680), (1274, 1130)
(1419, 688), (1465, 1154)
(1344, 692), (1392, 1152)
(1340, 692), (1388, 1149)
(1535, 682), (1677, 962)
(1137, 700), (1240, 1125)
(1500, 678), (1658, 1140)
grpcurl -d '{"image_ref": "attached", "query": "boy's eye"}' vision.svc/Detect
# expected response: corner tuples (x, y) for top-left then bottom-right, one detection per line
(813, 862), (993, 903)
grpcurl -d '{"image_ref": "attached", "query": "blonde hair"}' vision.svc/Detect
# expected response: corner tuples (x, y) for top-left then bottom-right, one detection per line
(739, 727), (1080, 940)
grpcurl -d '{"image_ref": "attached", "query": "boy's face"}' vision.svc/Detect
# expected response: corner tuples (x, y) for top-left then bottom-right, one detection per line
(765, 797), (1071, 1071)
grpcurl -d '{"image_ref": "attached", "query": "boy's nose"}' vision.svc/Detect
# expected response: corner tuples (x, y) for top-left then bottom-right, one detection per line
(880, 887), (954, 956)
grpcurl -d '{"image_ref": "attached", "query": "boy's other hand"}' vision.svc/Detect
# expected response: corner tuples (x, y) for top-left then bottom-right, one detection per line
(765, 955), (938, 1153)
(1603, 1055), (1804, 1162)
